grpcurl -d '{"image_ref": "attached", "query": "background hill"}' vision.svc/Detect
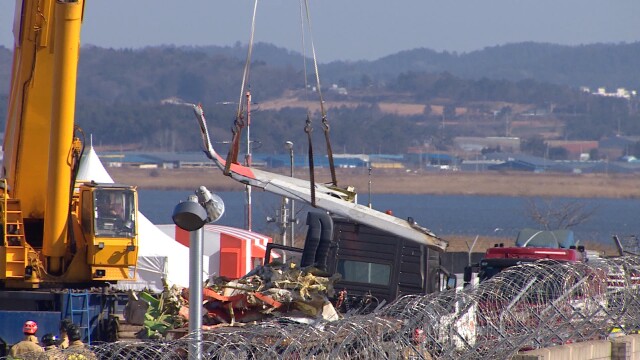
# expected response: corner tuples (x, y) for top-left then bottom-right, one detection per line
(323, 42), (640, 90)
(0, 42), (639, 154)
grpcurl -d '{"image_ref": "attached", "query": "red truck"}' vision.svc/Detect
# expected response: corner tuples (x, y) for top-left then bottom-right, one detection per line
(464, 229), (587, 286)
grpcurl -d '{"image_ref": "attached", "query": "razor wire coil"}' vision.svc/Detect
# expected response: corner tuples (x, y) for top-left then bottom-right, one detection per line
(5, 255), (640, 360)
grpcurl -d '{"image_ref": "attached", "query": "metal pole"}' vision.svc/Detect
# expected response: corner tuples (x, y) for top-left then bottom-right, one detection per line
(280, 197), (289, 245)
(368, 166), (372, 208)
(173, 189), (223, 360)
(245, 90), (252, 231)
(189, 227), (203, 360)
(289, 146), (295, 245)
(468, 235), (479, 266)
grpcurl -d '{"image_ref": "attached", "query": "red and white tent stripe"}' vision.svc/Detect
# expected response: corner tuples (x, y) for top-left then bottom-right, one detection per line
(203, 225), (272, 276)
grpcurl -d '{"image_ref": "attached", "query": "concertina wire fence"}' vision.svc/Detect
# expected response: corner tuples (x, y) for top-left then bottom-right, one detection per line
(5, 255), (640, 359)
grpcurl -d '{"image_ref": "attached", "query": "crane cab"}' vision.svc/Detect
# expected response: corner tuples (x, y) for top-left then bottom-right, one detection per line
(78, 182), (138, 280)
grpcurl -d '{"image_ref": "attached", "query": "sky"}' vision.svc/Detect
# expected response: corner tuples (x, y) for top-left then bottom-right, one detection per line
(1, 0), (639, 62)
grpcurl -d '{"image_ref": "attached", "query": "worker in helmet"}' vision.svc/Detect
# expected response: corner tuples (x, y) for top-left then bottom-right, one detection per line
(58, 318), (73, 350)
(63, 325), (97, 360)
(9, 320), (44, 358)
(37, 333), (63, 360)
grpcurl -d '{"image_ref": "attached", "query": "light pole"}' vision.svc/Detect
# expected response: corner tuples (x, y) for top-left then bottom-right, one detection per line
(172, 187), (224, 360)
(216, 96), (255, 231)
(172, 195), (205, 360)
(285, 141), (295, 246)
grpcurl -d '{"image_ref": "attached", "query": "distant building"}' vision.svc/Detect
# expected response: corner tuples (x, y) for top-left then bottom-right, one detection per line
(545, 140), (598, 159)
(256, 154), (368, 169)
(584, 87), (637, 100)
(482, 151), (640, 174)
(328, 84), (348, 96)
(453, 137), (520, 153)
(99, 151), (213, 169)
(485, 153), (549, 173)
(404, 150), (460, 169)
(599, 135), (640, 159)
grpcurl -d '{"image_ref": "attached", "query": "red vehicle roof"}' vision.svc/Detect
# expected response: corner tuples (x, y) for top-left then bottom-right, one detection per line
(484, 246), (584, 262)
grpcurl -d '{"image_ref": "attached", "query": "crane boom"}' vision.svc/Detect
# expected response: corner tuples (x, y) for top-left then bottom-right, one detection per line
(192, 104), (448, 252)
(1, 0), (138, 287)
(4, 0), (69, 221)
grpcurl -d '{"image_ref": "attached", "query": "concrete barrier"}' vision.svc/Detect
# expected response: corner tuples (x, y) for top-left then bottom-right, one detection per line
(514, 337), (633, 359)
(611, 334), (640, 360)
(580, 340), (610, 359)
(516, 344), (571, 360)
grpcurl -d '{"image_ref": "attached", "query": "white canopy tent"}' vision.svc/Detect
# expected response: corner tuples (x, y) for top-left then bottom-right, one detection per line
(77, 145), (209, 292)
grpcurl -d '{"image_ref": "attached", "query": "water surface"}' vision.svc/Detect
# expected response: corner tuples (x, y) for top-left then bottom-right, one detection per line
(138, 190), (639, 245)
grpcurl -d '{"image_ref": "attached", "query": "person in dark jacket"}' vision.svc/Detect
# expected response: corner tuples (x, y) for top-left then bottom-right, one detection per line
(58, 319), (73, 350)
(38, 333), (63, 360)
(63, 326), (97, 360)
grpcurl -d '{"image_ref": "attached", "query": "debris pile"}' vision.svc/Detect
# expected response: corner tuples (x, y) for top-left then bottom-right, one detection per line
(198, 264), (342, 328)
(136, 263), (342, 338)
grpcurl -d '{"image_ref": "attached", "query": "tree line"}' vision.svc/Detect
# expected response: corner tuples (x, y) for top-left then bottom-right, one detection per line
(0, 42), (639, 154)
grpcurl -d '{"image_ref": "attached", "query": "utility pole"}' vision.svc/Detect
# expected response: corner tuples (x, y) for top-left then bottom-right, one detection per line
(245, 90), (252, 231)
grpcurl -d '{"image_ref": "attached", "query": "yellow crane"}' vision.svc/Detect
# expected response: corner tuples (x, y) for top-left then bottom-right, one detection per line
(1, 0), (138, 288)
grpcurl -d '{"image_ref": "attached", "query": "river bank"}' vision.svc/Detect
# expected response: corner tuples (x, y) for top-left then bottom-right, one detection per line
(110, 167), (640, 199)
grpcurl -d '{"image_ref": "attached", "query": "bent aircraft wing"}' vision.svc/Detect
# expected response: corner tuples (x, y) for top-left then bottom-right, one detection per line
(192, 104), (448, 252)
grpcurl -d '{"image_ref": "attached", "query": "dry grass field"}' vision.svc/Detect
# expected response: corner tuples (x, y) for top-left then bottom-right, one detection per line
(256, 94), (535, 118)
(110, 167), (640, 199)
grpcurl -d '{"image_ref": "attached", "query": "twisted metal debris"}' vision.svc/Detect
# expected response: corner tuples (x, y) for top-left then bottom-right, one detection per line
(6, 256), (640, 359)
